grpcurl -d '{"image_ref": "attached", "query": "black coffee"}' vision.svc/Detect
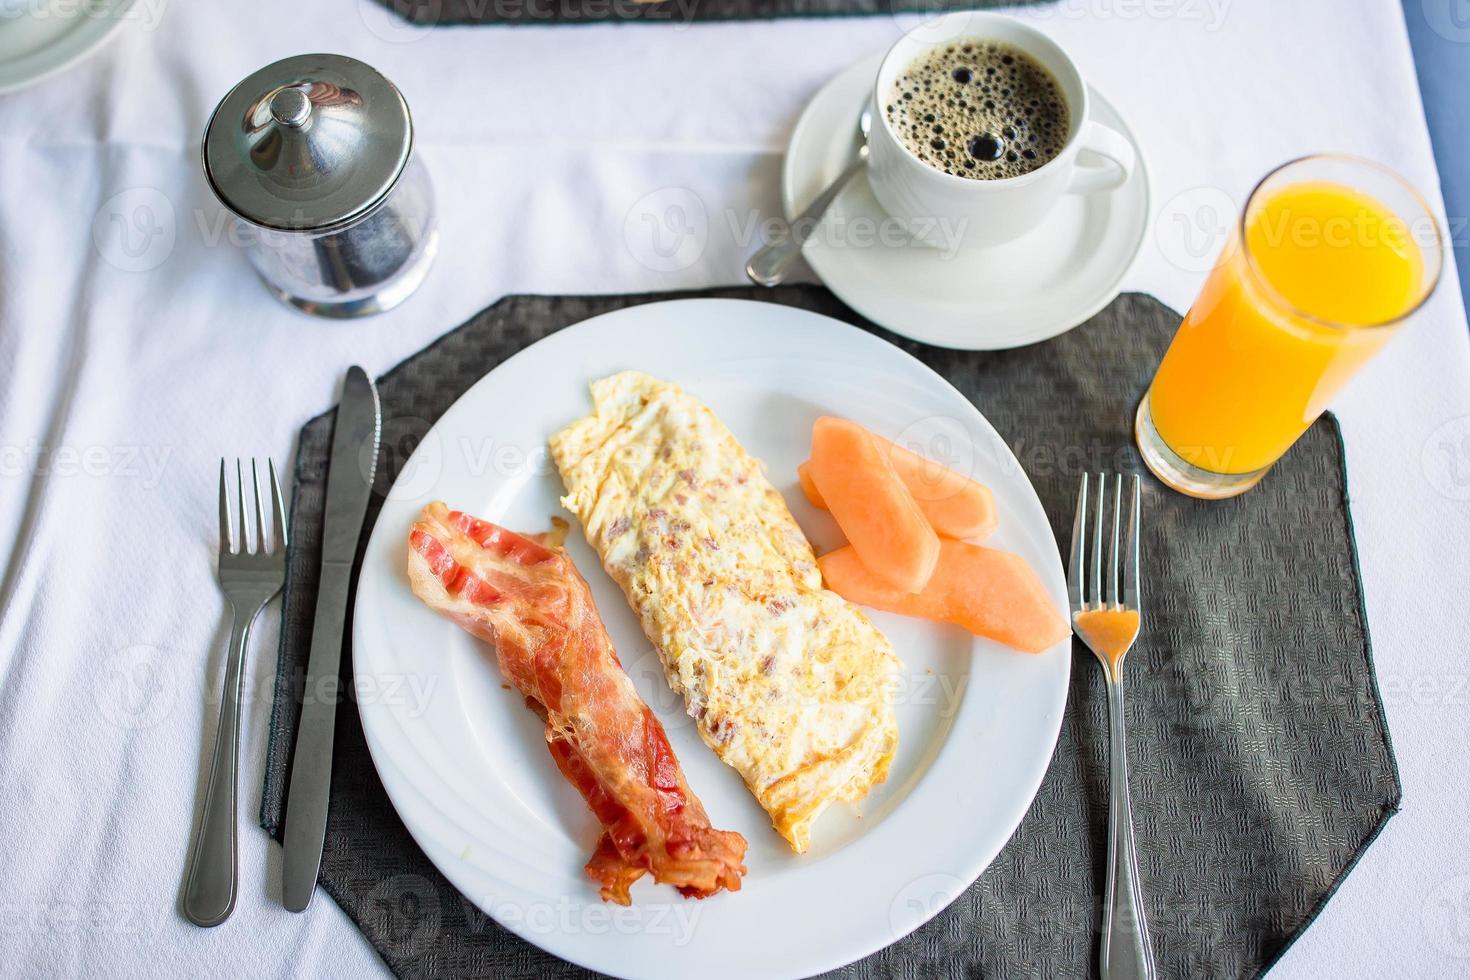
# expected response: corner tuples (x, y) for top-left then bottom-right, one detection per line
(887, 40), (1070, 180)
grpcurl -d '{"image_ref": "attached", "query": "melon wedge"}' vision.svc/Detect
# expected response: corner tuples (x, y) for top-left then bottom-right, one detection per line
(808, 417), (940, 593)
(797, 461), (826, 509)
(797, 437), (997, 541)
(880, 436), (998, 540)
(818, 540), (1070, 654)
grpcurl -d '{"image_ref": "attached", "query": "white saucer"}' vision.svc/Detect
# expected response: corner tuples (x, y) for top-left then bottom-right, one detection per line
(0, 0), (136, 95)
(782, 53), (1150, 350)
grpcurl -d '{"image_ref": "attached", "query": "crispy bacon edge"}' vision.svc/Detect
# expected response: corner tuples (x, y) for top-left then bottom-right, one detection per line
(406, 501), (746, 904)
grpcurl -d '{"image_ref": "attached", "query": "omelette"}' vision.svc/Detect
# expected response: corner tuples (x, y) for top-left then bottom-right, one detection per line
(549, 371), (900, 853)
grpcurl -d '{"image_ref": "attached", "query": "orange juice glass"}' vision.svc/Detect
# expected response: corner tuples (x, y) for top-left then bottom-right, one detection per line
(1137, 156), (1444, 498)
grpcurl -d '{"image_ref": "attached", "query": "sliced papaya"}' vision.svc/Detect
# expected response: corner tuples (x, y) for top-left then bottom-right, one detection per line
(797, 461), (826, 509)
(880, 436), (998, 540)
(797, 429), (997, 540)
(808, 416), (940, 593)
(818, 540), (1070, 654)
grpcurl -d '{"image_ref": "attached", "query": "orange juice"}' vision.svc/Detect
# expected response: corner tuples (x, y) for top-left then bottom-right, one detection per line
(1138, 158), (1441, 497)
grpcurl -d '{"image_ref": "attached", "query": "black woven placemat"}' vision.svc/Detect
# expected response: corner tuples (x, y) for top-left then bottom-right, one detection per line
(377, 0), (1043, 27)
(261, 286), (1400, 979)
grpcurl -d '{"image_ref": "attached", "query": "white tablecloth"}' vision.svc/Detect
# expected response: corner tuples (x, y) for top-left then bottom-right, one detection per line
(2, 0), (1468, 976)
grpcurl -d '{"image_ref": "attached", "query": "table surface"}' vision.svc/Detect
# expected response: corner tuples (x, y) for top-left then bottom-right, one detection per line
(2, 1), (1468, 978)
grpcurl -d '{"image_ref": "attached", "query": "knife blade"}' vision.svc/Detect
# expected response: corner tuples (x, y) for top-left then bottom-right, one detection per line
(281, 366), (381, 912)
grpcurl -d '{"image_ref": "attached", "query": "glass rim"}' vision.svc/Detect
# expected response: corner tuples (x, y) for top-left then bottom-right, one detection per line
(1237, 153), (1446, 332)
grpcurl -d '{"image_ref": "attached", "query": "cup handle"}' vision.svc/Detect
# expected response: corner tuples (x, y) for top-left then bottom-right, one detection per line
(1067, 120), (1136, 195)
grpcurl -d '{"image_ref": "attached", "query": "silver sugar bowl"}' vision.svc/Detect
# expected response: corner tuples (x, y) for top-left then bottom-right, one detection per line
(202, 54), (437, 318)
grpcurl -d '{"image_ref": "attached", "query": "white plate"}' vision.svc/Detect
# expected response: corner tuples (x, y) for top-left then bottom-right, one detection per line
(783, 54), (1150, 351)
(353, 298), (1071, 979)
(0, 0), (136, 95)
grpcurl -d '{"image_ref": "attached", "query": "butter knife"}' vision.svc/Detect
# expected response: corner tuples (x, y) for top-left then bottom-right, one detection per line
(281, 366), (381, 912)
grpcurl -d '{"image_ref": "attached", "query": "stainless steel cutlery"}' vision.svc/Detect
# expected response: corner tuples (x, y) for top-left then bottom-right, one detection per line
(182, 458), (287, 927)
(746, 105), (872, 288)
(281, 366), (382, 912)
(1068, 472), (1156, 980)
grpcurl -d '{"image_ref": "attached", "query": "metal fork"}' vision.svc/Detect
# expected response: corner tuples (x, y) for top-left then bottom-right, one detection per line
(182, 459), (287, 927)
(1068, 473), (1156, 980)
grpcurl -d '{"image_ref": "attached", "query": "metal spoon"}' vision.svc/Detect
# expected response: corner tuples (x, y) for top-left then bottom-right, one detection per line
(746, 106), (873, 288)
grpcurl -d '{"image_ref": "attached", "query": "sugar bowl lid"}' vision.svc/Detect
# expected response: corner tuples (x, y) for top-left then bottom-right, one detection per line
(202, 53), (413, 233)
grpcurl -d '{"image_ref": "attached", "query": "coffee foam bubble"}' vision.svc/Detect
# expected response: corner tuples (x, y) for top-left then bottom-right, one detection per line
(885, 40), (1070, 180)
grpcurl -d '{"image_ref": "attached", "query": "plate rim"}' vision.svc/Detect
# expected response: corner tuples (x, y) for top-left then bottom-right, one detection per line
(0, 0), (137, 95)
(782, 52), (1151, 351)
(351, 297), (1071, 979)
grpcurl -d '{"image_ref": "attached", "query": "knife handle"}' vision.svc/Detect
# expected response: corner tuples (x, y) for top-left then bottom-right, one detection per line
(182, 606), (249, 926)
(281, 567), (353, 912)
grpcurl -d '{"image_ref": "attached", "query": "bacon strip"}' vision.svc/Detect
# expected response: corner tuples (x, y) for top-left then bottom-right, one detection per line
(406, 501), (746, 903)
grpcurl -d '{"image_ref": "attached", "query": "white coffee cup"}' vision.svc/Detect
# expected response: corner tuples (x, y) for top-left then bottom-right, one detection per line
(868, 12), (1136, 249)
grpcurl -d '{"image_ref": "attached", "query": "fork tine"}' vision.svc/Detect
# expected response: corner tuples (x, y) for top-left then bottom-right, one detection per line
(1123, 474), (1141, 611)
(251, 459), (267, 557)
(218, 458), (235, 555)
(269, 459), (288, 553)
(1090, 473), (1105, 609)
(1107, 473), (1122, 607)
(236, 459), (251, 555)
(1067, 473), (1088, 612)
